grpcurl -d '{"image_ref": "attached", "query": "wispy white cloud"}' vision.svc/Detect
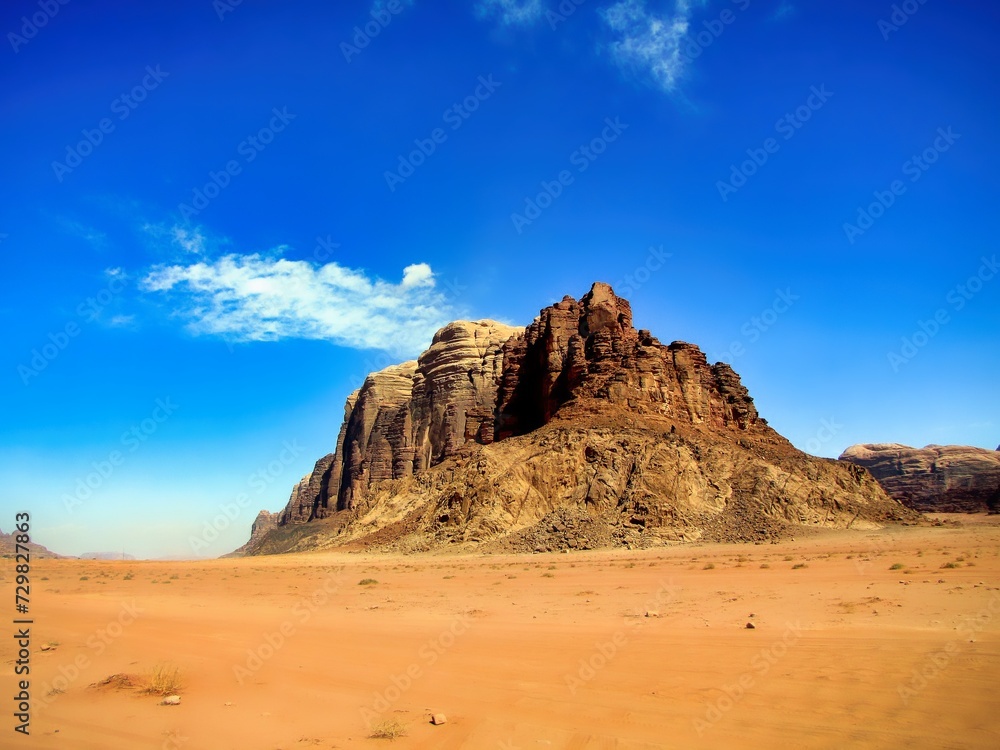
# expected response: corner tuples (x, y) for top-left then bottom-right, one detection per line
(601, 0), (698, 92)
(109, 314), (136, 328)
(141, 222), (222, 257)
(140, 237), (453, 356)
(56, 218), (108, 250)
(171, 226), (207, 255)
(476, 0), (546, 27)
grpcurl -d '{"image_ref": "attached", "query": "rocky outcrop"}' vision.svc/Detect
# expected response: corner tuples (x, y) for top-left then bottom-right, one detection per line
(495, 285), (757, 438)
(0, 529), (63, 559)
(223, 510), (278, 557)
(268, 321), (519, 527)
(234, 283), (916, 556)
(839, 444), (1000, 513)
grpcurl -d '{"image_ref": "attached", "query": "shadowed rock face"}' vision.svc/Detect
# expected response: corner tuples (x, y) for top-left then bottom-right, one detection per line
(235, 283), (915, 555)
(495, 284), (757, 440)
(839, 443), (1000, 513)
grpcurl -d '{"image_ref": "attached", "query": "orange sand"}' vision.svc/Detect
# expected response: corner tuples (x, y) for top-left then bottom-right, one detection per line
(4, 515), (1000, 749)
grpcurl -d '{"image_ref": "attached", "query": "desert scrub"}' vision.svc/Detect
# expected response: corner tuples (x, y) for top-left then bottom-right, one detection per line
(792, 563), (808, 569)
(358, 578), (379, 585)
(368, 718), (406, 739)
(889, 563), (904, 570)
(702, 563), (715, 570)
(142, 664), (181, 695)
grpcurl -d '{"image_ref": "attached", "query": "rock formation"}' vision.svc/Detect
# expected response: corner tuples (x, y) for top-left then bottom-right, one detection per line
(274, 320), (520, 524)
(234, 283), (915, 555)
(0, 529), (63, 559)
(839, 444), (1000, 513)
(223, 510), (279, 557)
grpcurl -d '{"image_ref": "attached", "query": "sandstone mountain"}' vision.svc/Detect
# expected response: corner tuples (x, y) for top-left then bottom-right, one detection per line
(237, 283), (915, 556)
(0, 529), (63, 559)
(839, 443), (1000, 513)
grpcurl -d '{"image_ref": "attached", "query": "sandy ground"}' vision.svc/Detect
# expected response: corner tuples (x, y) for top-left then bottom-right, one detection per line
(3, 516), (1000, 750)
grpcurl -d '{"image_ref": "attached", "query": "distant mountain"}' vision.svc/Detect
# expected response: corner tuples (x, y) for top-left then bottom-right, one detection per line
(840, 444), (1000, 513)
(0, 529), (64, 558)
(79, 552), (137, 560)
(234, 282), (915, 556)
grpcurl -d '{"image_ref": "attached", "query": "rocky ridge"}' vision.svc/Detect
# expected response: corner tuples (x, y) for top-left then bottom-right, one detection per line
(0, 529), (63, 559)
(839, 443), (1000, 513)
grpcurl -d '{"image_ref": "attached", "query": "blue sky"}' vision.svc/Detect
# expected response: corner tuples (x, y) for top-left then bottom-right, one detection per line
(1, 0), (997, 558)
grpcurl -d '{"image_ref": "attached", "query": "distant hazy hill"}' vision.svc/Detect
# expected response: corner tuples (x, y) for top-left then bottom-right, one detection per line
(0, 528), (63, 558)
(79, 552), (137, 560)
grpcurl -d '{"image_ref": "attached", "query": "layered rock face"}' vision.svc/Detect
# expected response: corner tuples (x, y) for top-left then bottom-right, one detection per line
(839, 444), (1000, 513)
(275, 320), (520, 524)
(236, 283), (914, 555)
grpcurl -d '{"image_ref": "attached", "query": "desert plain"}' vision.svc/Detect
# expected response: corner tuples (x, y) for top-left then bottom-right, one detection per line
(4, 515), (1000, 750)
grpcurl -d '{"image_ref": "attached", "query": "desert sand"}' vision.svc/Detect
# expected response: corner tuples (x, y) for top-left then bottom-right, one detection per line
(5, 516), (1000, 749)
